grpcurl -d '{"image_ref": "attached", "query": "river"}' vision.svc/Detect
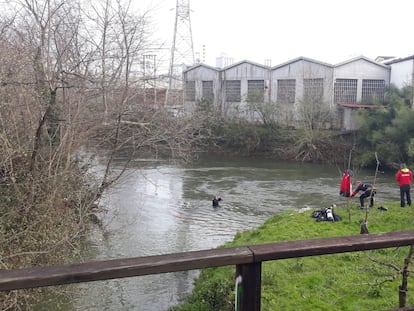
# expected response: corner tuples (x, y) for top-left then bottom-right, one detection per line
(68, 156), (397, 310)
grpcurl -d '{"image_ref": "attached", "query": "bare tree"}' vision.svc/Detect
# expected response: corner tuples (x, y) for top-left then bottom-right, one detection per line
(246, 90), (279, 126)
(366, 246), (414, 308)
(0, 4), (209, 307)
(293, 96), (336, 162)
(0, 0), (166, 308)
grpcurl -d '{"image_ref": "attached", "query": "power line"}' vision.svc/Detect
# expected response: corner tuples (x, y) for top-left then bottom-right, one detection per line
(165, 0), (195, 106)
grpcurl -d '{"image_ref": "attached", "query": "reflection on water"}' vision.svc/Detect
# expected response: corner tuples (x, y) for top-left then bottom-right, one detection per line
(71, 157), (397, 310)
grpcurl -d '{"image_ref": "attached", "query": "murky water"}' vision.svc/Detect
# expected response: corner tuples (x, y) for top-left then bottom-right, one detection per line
(70, 157), (397, 310)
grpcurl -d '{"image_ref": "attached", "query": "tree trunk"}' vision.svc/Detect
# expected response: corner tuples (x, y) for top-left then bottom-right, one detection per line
(399, 245), (414, 307)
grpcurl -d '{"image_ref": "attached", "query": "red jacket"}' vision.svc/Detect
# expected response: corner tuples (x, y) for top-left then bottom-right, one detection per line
(339, 172), (352, 197)
(396, 168), (413, 187)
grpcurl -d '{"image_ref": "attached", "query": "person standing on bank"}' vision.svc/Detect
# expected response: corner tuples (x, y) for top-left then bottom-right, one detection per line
(396, 163), (413, 207)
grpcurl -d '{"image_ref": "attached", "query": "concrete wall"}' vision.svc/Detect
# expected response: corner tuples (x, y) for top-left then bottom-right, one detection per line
(221, 62), (271, 120)
(183, 64), (220, 113)
(335, 58), (389, 79)
(268, 58), (334, 126)
(271, 58), (334, 106)
(389, 58), (414, 89)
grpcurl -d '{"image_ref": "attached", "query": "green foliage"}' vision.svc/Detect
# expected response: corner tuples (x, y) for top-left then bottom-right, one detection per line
(211, 121), (257, 153)
(355, 86), (414, 167)
(211, 121), (286, 156)
(169, 267), (234, 311)
(407, 138), (414, 158)
(170, 201), (414, 310)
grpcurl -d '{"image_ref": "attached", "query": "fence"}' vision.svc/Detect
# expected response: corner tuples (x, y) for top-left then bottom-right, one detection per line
(2, 230), (414, 310)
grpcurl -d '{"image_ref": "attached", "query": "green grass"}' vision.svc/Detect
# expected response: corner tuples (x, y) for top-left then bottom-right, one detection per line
(170, 201), (414, 311)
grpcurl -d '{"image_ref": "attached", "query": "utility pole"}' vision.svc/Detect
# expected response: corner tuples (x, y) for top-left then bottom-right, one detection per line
(143, 54), (157, 106)
(166, 0), (195, 107)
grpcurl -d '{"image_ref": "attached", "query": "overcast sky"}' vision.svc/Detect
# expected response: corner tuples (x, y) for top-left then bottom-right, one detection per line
(142, 0), (414, 68)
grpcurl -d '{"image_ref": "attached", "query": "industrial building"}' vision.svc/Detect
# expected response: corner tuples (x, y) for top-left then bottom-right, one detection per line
(382, 55), (414, 90)
(183, 55), (402, 130)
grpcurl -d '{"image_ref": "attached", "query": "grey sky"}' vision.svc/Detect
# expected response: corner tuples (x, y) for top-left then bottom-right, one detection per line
(143, 0), (414, 67)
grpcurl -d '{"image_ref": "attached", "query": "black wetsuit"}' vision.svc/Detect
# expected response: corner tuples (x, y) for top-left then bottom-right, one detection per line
(212, 197), (222, 207)
(352, 183), (375, 207)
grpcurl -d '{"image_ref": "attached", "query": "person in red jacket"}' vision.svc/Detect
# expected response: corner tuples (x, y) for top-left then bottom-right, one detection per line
(339, 169), (353, 197)
(396, 163), (413, 207)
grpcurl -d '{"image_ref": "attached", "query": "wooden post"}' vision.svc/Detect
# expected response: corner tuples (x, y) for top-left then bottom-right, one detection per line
(236, 262), (261, 311)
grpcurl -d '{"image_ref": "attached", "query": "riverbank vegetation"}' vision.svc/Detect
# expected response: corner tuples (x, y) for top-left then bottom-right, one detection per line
(0, 1), (208, 309)
(202, 84), (414, 171)
(355, 85), (414, 168)
(170, 201), (414, 311)
(1, 0), (413, 309)
(208, 121), (352, 165)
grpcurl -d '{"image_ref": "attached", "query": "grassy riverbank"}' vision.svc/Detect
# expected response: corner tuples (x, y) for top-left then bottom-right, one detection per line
(170, 200), (414, 311)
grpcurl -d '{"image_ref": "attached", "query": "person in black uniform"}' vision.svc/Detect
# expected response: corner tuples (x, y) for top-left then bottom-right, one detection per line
(351, 182), (375, 208)
(212, 196), (222, 207)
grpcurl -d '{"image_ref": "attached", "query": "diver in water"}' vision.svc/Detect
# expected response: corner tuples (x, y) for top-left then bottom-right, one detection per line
(212, 196), (222, 207)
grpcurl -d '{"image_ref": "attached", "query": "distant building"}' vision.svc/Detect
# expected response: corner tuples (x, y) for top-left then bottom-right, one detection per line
(383, 55), (414, 90)
(183, 63), (220, 114)
(380, 55), (414, 109)
(334, 57), (390, 130)
(183, 55), (391, 130)
(375, 56), (397, 63)
(215, 53), (234, 69)
(270, 57), (334, 127)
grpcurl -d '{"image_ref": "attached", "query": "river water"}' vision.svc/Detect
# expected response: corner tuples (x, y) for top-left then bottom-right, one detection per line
(69, 156), (397, 311)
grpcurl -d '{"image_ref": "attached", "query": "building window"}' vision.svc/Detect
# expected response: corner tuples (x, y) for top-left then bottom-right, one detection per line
(225, 80), (241, 102)
(202, 81), (214, 102)
(277, 79), (296, 104)
(334, 79), (357, 104)
(362, 79), (385, 102)
(247, 80), (265, 102)
(185, 81), (196, 101)
(303, 78), (324, 101)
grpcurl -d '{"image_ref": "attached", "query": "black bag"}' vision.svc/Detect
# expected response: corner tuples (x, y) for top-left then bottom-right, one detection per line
(311, 209), (327, 222)
(311, 208), (341, 222)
